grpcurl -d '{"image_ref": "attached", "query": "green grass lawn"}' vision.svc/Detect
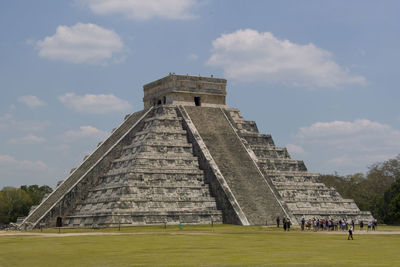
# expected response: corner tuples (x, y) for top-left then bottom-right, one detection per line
(1, 225), (399, 266)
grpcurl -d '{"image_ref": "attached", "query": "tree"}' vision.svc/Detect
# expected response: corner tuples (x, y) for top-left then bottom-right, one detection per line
(0, 187), (32, 224)
(0, 184), (53, 224)
(20, 184), (52, 205)
(321, 154), (400, 222)
(377, 178), (400, 224)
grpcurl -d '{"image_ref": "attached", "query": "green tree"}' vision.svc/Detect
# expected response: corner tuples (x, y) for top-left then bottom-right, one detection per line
(0, 187), (32, 224)
(377, 178), (400, 224)
(20, 184), (52, 205)
(321, 154), (400, 222)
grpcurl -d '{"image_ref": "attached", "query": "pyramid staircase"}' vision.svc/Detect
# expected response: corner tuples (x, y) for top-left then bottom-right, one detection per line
(182, 106), (291, 225)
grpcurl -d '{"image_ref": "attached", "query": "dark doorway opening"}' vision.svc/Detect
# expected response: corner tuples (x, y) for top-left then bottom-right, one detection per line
(157, 99), (162, 105)
(56, 217), (62, 227)
(194, 97), (201, 106)
(163, 96), (166, 104)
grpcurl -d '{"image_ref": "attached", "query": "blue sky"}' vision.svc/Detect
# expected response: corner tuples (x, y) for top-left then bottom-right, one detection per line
(1, 0), (399, 188)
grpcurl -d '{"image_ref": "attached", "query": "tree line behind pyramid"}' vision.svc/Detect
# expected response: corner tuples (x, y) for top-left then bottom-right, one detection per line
(4, 74), (399, 229)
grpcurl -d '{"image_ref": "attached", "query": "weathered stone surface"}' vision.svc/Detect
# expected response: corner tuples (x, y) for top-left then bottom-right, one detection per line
(226, 108), (374, 222)
(19, 74), (373, 229)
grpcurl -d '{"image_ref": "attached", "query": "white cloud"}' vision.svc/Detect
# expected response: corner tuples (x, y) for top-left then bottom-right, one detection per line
(64, 126), (108, 141)
(58, 93), (132, 114)
(0, 154), (48, 172)
(0, 154), (49, 187)
(290, 119), (400, 174)
(0, 113), (50, 132)
(36, 23), (124, 64)
(78, 0), (198, 20)
(207, 29), (366, 89)
(0, 154), (17, 165)
(9, 134), (46, 145)
(17, 95), (45, 108)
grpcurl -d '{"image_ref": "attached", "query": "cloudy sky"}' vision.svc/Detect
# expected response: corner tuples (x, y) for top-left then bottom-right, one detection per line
(1, 0), (399, 188)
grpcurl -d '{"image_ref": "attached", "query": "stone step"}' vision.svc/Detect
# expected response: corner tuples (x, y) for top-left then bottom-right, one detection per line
(241, 132), (275, 146)
(90, 184), (209, 192)
(135, 128), (187, 136)
(65, 211), (223, 226)
(113, 153), (199, 163)
(121, 146), (193, 156)
(274, 183), (329, 190)
(264, 170), (320, 177)
(87, 187), (212, 199)
(258, 159), (307, 172)
(282, 196), (345, 202)
(69, 209), (223, 218)
(250, 145), (290, 159)
(125, 141), (193, 148)
(279, 190), (340, 198)
(104, 167), (204, 177)
(132, 132), (188, 144)
(76, 198), (220, 208)
(143, 116), (183, 123)
(96, 180), (209, 189)
(270, 176), (320, 184)
(109, 158), (200, 170)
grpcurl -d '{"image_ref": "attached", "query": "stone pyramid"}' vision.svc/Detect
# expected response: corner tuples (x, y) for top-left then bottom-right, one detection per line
(20, 74), (373, 229)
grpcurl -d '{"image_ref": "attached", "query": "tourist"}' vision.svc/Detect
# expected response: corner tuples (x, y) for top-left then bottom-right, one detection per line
(287, 219), (291, 231)
(348, 226), (354, 240)
(283, 217), (287, 231)
(367, 221), (372, 231)
(276, 216), (280, 228)
(359, 220), (364, 230)
(301, 217), (305, 230)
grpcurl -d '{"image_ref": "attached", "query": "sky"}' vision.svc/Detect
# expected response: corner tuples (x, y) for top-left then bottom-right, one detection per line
(1, 0), (399, 188)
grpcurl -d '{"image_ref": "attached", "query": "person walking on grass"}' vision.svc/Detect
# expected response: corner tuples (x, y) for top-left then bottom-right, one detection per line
(276, 216), (280, 228)
(283, 217), (287, 231)
(348, 226), (354, 240)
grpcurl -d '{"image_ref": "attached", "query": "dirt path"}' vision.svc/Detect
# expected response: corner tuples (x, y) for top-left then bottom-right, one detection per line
(0, 231), (217, 237)
(1, 230), (400, 237)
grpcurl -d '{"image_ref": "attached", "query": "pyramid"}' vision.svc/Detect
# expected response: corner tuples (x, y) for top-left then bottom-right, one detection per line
(20, 74), (373, 229)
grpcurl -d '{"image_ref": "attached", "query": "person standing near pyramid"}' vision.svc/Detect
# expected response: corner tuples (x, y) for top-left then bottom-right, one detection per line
(348, 226), (354, 240)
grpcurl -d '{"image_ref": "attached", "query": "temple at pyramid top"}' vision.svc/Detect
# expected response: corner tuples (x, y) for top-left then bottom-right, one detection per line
(143, 74), (227, 108)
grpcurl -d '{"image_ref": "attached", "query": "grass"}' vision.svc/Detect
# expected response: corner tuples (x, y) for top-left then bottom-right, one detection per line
(1, 225), (400, 266)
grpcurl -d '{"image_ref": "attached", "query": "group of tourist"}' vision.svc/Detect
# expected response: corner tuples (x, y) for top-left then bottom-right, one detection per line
(275, 216), (292, 231)
(275, 216), (378, 232)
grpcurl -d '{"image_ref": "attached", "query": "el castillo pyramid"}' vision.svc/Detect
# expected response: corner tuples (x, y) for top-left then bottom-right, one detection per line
(20, 74), (373, 229)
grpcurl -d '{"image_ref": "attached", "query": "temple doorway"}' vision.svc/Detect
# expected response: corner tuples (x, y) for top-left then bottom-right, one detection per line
(194, 97), (201, 106)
